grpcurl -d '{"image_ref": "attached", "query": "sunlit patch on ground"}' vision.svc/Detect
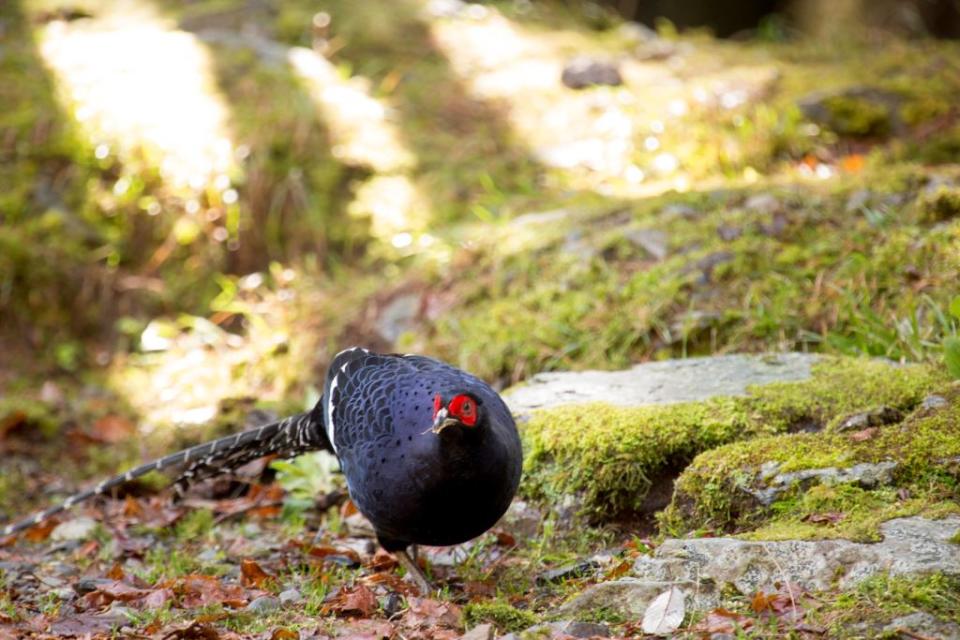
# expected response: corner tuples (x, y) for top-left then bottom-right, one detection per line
(427, 7), (785, 197)
(108, 269), (317, 435)
(288, 45), (431, 250)
(38, 0), (235, 192)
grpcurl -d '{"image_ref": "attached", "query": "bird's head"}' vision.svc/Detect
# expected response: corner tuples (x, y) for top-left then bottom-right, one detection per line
(430, 392), (481, 434)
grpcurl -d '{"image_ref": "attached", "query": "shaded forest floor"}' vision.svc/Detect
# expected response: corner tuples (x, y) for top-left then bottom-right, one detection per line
(2, 0), (960, 637)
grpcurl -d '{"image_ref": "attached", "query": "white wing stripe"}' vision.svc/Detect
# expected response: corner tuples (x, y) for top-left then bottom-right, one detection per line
(326, 373), (340, 453)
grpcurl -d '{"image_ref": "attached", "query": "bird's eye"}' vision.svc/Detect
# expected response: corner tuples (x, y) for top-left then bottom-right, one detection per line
(448, 394), (478, 427)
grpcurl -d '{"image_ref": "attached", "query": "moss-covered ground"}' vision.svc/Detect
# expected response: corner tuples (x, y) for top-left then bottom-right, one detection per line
(2, 0), (960, 636)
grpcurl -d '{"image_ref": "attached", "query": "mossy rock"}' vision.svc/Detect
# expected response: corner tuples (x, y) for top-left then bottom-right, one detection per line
(798, 87), (901, 139)
(519, 355), (946, 522)
(662, 381), (960, 539)
(463, 601), (538, 633)
(916, 186), (960, 224)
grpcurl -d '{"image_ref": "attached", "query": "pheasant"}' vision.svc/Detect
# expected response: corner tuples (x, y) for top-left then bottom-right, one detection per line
(1, 348), (523, 594)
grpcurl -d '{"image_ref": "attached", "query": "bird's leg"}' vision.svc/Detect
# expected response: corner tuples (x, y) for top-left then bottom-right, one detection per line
(395, 547), (433, 596)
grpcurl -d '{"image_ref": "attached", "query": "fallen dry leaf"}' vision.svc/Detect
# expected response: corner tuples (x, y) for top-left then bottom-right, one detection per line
(240, 558), (272, 588)
(365, 549), (398, 571)
(693, 608), (754, 634)
(24, 519), (59, 542)
(341, 499), (359, 517)
(840, 154), (865, 173)
(176, 574), (248, 609)
(402, 598), (463, 631)
(802, 512), (845, 525)
(493, 530), (516, 546)
(105, 562), (125, 580)
(325, 585), (378, 617)
(604, 559), (633, 580)
(641, 586), (685, 635)
(144, 587), (175, 610)
(91, 415), (136, 443)
(160, 620), (222, 639)
(848, 427), (878, 442)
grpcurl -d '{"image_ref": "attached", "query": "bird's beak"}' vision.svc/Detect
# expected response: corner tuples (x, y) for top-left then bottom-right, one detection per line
(430, 408), (460, 434)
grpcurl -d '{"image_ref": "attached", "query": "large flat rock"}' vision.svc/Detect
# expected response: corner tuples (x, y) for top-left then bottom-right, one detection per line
(557, 516), (960, 617)
(505, 353), (819, 415)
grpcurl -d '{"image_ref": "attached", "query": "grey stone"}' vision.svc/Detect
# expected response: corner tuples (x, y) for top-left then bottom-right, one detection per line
(51, 587), (76, 601)
(846, 189), (872, 212)
(375, 293), (421, 343)
(561, 58), (623, 89)
(344, 511), (377, 538)
(747, 461), (899, 506)
(47, 561), (80, 578)
(536, 559), (602, 585)
(501, 499), (543, 538)
(460, 623), (494, 640)
(516, 620), (611, 639)
(50, 517), (98, 541)
(624, 229), (668, 260)
(693, 251), (734, 282)
(836, 406), (903, 432)
(505, 353), (818, 416)
(554, 580), (677, 619)
(246, 595), (281, 614)
(75, 578), (113, 595)
(338, 537), (377, 558)
(659, 204), (699, 220)
(279, 588), (303, 607)
(618, 22), (658, 43)
(196, 548), (221, 563)
(882, 612), (960, 639)
(744, 193), (781, 214)
(630, 516), (960, 605)
(563, 230), (598, 261)
(716, 224), (742, 241)
(560, 621), (611, 637)
(922, 394), (949, 410)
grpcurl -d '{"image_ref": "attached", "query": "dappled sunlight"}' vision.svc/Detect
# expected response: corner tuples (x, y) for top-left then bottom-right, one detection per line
(108, 269), (316, 435)
(287, 47), (414, 175)
(348, 175), (432, 249)
(38, 1), (235, 192)
(427, 7), (789, 197)
(287, 45), (431, 250)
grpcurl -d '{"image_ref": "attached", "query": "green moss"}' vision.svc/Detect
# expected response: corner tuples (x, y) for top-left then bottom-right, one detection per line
(175, 508), (216, 541)
(0, 397), (58, 439)
(463, 601), (538, 633)
(820, 95), (893, 138)
(663, 381), (960, 538)
(916, 186), (960, 224)
(813, 573), (960, 631)
(522, 357), (944, 520)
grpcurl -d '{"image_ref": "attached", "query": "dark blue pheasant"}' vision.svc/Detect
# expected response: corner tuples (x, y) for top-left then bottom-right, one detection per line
(2, 348), (523, 593)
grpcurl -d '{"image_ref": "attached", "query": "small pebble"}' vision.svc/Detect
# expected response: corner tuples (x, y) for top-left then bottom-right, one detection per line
(246, 595), (281, 614)
(922, 395), (948, 410)
(279, 588), (304, 607)
(50, 517), (98, 542)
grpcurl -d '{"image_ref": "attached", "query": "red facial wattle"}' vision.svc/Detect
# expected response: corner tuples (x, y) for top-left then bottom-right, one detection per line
(447, 394), (478, 427)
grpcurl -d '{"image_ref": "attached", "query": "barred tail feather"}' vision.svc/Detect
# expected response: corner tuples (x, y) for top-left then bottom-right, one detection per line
(1, 411), (329, 538)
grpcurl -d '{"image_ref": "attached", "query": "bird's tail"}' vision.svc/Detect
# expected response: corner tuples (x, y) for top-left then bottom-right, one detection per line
(1, 411), (330, 538)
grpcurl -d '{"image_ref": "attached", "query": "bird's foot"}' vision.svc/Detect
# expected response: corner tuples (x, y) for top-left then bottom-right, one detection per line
(395, 548), (434, 596)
